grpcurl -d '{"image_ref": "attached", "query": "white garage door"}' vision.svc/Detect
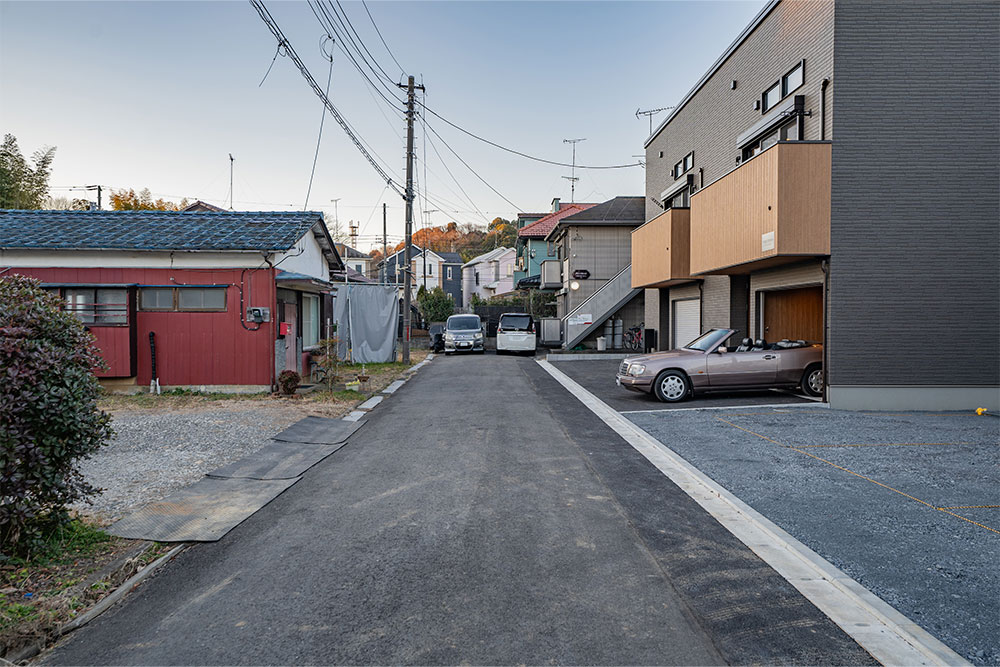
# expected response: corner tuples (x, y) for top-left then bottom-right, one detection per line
(672, 299), (701, 348)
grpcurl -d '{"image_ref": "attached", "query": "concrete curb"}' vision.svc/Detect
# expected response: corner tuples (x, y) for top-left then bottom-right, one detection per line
(538, 358), (970, 667)
(4, 544), (187, 664)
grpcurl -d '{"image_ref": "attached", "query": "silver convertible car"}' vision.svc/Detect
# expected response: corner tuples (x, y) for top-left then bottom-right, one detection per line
(617, 328), (823, 402)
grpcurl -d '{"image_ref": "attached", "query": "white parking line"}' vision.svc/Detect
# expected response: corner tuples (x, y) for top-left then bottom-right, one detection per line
(537, 358), (968, 667)
(772, 388), (825, 402)
(621, 401), (829, 414)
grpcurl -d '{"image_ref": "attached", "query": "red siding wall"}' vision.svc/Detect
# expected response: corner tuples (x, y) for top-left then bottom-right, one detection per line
(9, 267), (277, 387)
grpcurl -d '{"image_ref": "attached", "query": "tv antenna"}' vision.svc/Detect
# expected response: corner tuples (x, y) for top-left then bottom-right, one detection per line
(635, 107), (676, 134)
(562, 138), (586, 203)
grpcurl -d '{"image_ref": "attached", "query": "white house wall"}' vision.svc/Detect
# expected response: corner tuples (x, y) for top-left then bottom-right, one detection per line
(275, 232), (329, 280)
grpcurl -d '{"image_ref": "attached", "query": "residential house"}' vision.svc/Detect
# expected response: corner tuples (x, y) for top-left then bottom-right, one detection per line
(541, 196), (645, 349)
(335, 243), (372, 277)
(0, 210), (344, 392)
(180, 200), (226, 213)
(383, 245), (463, 302)
(514, 203), (597, 289)
(634, 0), (998, 410)
(462, 247), (515, 307)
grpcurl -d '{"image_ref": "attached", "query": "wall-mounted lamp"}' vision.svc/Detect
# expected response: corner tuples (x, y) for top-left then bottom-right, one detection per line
(570, 281), (581, 291)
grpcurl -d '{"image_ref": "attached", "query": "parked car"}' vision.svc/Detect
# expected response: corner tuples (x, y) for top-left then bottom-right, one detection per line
(443, 314), (484, 354)
(428, 324), (445, 353)
(496, 313), (536, 355)
(616, 328), (823, 402)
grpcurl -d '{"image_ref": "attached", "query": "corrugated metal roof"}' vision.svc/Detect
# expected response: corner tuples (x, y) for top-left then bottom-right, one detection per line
(0, 210), (326, 252)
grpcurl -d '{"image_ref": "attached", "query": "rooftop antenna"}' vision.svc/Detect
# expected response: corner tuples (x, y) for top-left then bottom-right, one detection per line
(635, 107), (675, 135)
(562, 138), (586, 203)
(228, 153), (234, 210)
(349, 220), (359, 248)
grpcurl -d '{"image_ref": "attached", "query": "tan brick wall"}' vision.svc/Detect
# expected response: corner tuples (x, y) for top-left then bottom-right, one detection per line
(645, 0), (835, 221)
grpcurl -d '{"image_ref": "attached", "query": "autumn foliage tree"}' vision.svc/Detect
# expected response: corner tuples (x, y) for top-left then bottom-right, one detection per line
(109, 188), (188, 211)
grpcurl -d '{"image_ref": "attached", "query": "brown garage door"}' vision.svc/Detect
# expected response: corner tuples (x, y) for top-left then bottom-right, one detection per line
(762, 285), (823, 342)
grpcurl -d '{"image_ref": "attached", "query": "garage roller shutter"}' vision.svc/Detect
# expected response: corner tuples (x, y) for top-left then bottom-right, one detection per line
(672, 299), (701, 348)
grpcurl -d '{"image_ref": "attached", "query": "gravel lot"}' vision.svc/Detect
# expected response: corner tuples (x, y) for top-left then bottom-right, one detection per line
(626, 408), (999, 665)
(73, 403), (310, 523)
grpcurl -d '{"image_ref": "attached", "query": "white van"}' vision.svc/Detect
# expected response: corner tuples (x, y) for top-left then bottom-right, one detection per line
(496, 313), (536, 355)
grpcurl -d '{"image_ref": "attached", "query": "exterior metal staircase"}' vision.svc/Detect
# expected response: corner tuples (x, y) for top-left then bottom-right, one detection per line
(562, 264), (640, 349)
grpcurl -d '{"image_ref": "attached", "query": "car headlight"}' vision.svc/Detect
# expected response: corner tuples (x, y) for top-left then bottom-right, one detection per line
(628, 363), (646, 377)
(445, 333), (455, 341)
(474, 332), (483, 339)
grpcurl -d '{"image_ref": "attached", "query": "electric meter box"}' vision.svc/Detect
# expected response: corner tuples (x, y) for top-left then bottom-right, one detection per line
(246, 307), (271, 323)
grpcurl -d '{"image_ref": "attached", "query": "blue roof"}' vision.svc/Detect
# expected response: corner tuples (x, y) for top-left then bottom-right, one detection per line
(0, 210), (328, 253)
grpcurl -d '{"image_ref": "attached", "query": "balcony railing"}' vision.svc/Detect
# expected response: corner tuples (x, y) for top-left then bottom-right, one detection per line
(630, 208), (692, 289)
(689, 141), (831, 275)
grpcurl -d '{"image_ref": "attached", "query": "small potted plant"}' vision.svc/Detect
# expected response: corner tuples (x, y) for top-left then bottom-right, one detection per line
(278, 369), (301, 396)
(356, 364), (370, 392)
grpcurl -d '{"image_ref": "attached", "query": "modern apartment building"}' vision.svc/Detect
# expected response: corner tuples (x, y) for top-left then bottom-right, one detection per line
(636, 0), (998, 410)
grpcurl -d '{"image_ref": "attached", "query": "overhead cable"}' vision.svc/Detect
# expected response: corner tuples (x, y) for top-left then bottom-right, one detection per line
(250, 0), (404, 199)
(361, 0), (405, 77)
(421, 103), (643, 170)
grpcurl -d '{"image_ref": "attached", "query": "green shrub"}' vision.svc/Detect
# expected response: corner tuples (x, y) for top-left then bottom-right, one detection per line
(418, 286), (455, 323)
(0, 276), (113, 556)
(277, 370), (301, 395)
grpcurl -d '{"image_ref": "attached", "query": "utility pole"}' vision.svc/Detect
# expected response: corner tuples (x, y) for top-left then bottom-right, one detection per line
(382, 202), (388, 283)
(562, 138), (585, 203)
(398, 74), (425, 364)
(229, 154), (234, 210)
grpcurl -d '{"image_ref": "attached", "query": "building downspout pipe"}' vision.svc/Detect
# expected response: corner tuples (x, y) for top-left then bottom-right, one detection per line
(820, 78), (829, 140)
(820, 258), (830, 403)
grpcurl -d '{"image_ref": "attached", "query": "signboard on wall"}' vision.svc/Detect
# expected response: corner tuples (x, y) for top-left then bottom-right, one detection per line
(567, 313), (593, 326)
(572, 269), (591, 280)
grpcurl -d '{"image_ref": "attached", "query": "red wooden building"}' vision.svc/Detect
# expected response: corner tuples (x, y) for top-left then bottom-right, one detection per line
(0, 210), (343, 392)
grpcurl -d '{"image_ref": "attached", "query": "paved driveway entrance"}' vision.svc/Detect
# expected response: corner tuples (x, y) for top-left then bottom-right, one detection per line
(624, 406), (999, 665)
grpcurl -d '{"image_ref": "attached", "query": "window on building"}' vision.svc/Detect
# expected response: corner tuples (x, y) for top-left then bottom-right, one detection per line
(762, 81), (781, 112)
(428, 263), (433, 276)
(475, 271), (480, 286)
(741, 117), (799, 161)
(447, 266), (453, 280)
(139, 287), (226, 312)
(665, 190), (689, 210)
(782, 61), (803, 96)
(673, 151), (694, 179)
(762, 60), (805, 113)
(63, 288), (127, 325)
(506, 262), (513, 277)
(302, 294), (319, 348)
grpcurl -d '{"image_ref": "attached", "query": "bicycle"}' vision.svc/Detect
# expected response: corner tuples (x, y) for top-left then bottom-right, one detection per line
(623, 323), (644, 350)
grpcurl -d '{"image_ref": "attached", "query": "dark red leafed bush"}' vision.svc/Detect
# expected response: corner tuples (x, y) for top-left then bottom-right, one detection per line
(0, 275), (113, 555)
(277, 369), (300, 395)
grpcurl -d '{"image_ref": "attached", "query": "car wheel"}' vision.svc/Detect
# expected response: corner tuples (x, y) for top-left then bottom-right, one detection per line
(801, 364), (823, 397)
(653, 370), (690, 403)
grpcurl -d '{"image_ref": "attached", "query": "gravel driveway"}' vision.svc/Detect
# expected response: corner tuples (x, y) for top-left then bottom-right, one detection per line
(74, 404), (309, 523)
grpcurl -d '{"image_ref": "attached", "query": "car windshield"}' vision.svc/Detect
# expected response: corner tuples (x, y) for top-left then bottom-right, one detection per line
(499, 315), (532, 331)
(447, 315), (481, 331)
(683, 329), (733, 352)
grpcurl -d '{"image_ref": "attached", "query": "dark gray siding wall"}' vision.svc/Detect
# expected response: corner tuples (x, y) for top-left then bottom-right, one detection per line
(441, 264), (462, 303)
(829, 0), (999, 386)
(645, 0), (835, 221)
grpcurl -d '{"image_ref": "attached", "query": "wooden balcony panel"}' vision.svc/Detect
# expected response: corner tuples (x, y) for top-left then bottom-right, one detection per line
(631, 208), (692, 289)
(689, 142), (831, 275)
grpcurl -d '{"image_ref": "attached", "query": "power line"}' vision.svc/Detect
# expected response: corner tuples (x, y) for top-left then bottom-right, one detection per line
(250, 0), (403, 198)
(422, 117), (522, 211)
(420, 102), (643, 170)
(332, 0), (398, 86)
(304, 46), (335, 210)
(361, 0), (404, 76)
(422, 129), (491, 225)
(307, 0), (404, 112)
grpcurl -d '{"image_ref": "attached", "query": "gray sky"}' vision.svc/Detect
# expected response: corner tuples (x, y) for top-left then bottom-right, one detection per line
(0, 0), (765, 251)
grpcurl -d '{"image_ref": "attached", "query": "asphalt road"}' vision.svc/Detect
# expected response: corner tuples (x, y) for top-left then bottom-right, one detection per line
(46, 354), (873, 665)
